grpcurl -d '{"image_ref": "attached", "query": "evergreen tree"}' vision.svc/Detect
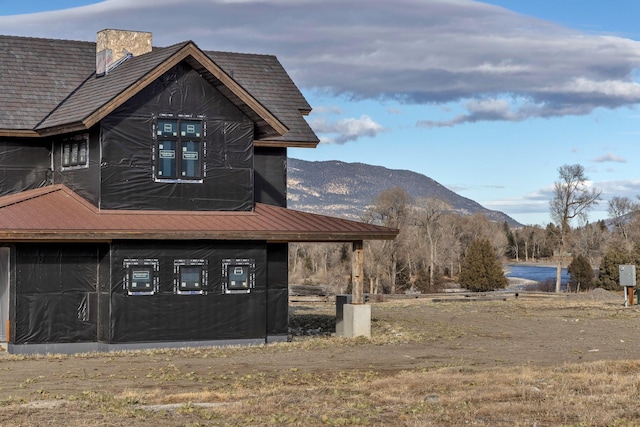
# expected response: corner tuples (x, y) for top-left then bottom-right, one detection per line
(598, 247), (640, 290)
(567, 254), (594, 292)
(459, 239), (508, 292)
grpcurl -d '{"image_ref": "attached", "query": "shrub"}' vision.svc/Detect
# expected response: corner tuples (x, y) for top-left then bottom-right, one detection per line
(568, 254), (595, 292)
(458, 239), (508, 292)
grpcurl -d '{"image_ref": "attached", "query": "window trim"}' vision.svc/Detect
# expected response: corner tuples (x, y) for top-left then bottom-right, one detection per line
(222, 258), (255, 294)
(61, 134), (89, 170)
(124, 258), (160, 296)
(153, 115), (206, 183)
(174, 259), (208, 295)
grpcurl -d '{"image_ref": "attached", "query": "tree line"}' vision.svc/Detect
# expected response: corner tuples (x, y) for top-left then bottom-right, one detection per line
(289, 163), (640, 293)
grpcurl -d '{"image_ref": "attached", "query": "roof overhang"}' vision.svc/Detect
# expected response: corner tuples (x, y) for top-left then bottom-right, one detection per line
(0, 129), (40, 138)
(0, 185), (398, 243)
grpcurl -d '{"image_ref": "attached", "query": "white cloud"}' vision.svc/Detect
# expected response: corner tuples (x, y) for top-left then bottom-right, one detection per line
(310, 106), (343, 115)
(484, 179), (640, 225)
(3, 0), (640, 126)
(598, 179), (640, 194)
(309, 115), (384, 145)
(593, 153), (627, 163)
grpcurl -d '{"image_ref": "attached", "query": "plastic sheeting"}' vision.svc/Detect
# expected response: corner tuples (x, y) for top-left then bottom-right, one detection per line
(14, 244), (105, 344)
(0, 139), (51, 197)
(99, 62), (254, 211)
(109, 241), (267, 343)
(1, 61), (256, 211)
(12, 241), (290, 345)
(254, 147), (287, 207)
(266, 243), (288, 336)
(53, 130), (101, 206)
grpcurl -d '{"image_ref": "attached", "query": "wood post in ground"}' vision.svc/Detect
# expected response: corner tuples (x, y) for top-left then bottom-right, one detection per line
(352, 240), (364, 304)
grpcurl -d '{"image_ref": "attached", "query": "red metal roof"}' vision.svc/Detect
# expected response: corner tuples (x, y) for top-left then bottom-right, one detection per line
(0, 185), (397, 242)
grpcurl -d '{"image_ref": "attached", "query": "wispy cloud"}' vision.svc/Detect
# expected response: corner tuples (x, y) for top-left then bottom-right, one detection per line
(3, 0), (640, 127)
(310, 106), (343, 115)
(309, 115), (384, 145)
(486, 179), (640, 225)
(593, 153), (627, 163)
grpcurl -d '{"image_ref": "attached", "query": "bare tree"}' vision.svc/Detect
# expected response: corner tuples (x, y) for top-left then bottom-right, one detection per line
(413, 197), (450, 287)
(525, 225), (547, 262)
(572, 222), (608, 268)
(549, 164), (601, 292)
(608, 196), (640, 249)
(439, 214), (464, 278)
(365, 187), (412, 293)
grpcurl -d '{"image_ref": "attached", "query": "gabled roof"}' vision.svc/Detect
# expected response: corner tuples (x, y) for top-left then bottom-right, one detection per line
(0, 35), (319, 146)
(207, 51), (316, 147)
(0, 185), (397, 242)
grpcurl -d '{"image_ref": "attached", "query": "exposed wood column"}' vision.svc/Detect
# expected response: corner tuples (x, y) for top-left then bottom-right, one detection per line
(352, 240), (364, 304)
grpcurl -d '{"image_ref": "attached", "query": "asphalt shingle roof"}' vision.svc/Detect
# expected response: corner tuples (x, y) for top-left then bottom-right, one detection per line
(207, 51), (317, 145)
(37, 42), (189, 131)
(0, 36), (95, 130)
(0, 34), (318, 146)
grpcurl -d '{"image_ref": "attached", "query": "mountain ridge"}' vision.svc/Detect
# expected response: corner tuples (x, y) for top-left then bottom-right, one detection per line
(287, 158), (522, 227)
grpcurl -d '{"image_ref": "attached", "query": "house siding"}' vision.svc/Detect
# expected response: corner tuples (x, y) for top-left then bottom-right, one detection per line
(108, 240), (267, 343)
(99, 62), (254, 211)
(11, 241), (290, 346)
(52, 128), (101, 206)
(254, 146), (287, 207)
(14, 243), (106, 344)
(266, 243), (288, 338)
(0, 139), (51, 197)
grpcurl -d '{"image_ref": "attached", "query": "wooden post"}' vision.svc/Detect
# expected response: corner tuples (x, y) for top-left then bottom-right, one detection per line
(352, 240), (364, 304)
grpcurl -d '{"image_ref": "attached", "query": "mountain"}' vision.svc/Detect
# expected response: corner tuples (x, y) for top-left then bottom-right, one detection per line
(287, 158), (522, 227)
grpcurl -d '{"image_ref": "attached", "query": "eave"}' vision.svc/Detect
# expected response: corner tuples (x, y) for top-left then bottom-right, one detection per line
(254, 139), (319, 149)
(0, 185), (398, 244)
(0, 129), (40, 138)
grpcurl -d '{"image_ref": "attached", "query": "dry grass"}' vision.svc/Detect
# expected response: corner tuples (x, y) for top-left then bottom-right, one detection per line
(1, 296), (640, 425)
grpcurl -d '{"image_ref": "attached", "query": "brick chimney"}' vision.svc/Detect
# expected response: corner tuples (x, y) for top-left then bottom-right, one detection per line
(96, 29), (152, 75)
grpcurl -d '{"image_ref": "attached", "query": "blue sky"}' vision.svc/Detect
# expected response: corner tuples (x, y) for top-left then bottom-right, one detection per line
(2, 0), (640, 226)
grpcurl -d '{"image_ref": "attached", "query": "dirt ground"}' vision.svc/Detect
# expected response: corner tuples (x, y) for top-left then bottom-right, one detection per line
(0, 289), (639, 426)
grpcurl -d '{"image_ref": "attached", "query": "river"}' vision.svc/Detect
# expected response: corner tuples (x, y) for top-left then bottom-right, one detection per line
(505, 264), (569, 289)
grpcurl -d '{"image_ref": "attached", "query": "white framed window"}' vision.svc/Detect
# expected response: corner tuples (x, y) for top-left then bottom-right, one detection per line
(153, 116), (205, 183)
(174, 259), (208, 295)
(222, 258), (255, 294)
(61, 134), (89, 169)
(124, 258), (160, 295)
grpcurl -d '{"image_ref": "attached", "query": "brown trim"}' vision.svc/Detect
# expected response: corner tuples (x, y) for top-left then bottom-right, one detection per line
(36, 122), (87, 138)
(0, 231), (397, 242)
(0, 130), (40, 138)
(254, 140), (319, 148)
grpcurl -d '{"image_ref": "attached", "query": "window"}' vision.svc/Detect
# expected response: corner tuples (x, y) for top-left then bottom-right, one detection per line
(154, 117), (204, 182)
(124, 259), (159, 295)
(174, 259), (208, 295)
(61, 134), (89, 169)
(222, 259), (255, 294)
